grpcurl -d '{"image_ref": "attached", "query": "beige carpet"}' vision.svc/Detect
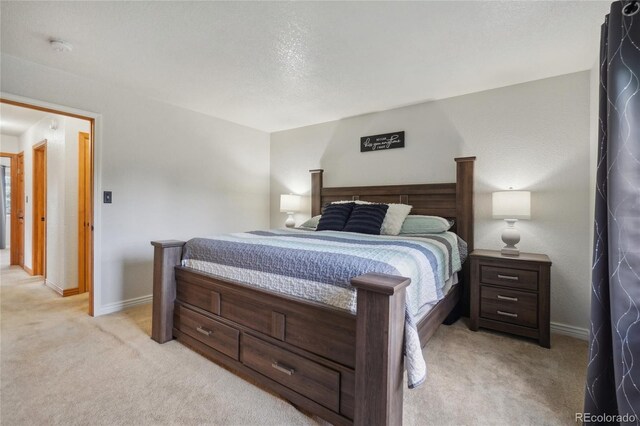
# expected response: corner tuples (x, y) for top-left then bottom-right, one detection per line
(0, 249), (587, 425)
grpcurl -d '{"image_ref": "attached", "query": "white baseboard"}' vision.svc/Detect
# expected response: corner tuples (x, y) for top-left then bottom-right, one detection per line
(44, 279), (64, 296)
(44, 280), (80, 297)
(551, 321), (589, 341)
(95, 294), (153, 316)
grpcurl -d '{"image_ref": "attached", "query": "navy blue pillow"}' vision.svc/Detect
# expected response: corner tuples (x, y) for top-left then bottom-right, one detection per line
(343, 204), (389, 235)
(316, 203), (355, 231)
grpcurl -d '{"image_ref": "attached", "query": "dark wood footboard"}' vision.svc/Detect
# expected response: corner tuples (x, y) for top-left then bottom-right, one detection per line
(151, 240), (184, 343)
(151, 241), (411, 425)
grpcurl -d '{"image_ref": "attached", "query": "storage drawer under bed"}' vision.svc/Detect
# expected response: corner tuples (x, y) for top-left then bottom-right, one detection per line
(174, 304), (240, 360)
(241, 333), (341, 413)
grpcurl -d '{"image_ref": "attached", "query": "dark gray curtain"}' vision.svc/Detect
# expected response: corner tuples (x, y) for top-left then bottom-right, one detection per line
(585, 1), (640, 424)
(0, 165), (5, 249)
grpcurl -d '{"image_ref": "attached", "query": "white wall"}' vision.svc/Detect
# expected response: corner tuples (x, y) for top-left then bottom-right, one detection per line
(271, 72), (592, 331)
(1, 134), (20, 153)
(2, 54), (270, 313)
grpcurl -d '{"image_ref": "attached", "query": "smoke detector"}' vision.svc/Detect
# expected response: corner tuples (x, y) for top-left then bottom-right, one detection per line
(49, 39), (73, 53)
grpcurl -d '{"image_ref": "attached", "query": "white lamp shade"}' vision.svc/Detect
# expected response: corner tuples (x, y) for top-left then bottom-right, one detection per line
(492, 191), (531, 220)
(280, 194), (301, 213)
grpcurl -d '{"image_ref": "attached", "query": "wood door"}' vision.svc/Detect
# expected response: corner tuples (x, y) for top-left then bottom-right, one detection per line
(16, 152), (24, 267)
(32, 142), (46, 276)
(78, 132), (93, 294)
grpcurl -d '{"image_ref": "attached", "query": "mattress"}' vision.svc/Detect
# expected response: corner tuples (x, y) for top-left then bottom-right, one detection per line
(180, 228), (466, 389)
(181, 229), (464, 317)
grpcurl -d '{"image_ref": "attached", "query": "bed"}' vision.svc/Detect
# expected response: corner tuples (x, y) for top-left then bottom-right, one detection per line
(151, 156), (475, 426)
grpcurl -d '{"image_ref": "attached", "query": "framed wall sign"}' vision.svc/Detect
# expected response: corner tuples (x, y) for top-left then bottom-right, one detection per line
(360, 131), (405, 152)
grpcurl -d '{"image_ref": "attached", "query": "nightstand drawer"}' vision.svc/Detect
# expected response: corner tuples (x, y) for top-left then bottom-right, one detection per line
(480, 265), (538, 291)
(480, 286), (537, 328)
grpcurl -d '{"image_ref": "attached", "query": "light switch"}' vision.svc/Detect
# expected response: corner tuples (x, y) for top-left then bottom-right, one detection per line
(103, 191), (112, 204)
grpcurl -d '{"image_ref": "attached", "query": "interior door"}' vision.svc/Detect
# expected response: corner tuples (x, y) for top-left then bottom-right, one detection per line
(16, 152), (24, 267)
(32, 142), (46, 276)
(78, 132), (93, 294)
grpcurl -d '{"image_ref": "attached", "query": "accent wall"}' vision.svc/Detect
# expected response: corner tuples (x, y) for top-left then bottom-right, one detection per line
(270, 71), (592, 334)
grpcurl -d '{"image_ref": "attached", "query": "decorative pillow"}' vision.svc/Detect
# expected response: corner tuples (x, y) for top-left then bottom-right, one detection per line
(332, 200), (412, 235)
(343, 204), (389, 235)
(316, 203), (355, 231)
(399, 215), (454, 234)
(299, 215), (321, 229)
(380, 203), (412, 235)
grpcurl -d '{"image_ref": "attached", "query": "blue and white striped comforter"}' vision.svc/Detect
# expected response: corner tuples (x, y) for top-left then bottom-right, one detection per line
(182, 228), (464, 388)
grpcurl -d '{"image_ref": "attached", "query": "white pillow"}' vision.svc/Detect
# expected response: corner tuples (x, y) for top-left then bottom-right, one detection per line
(380, 203), (413, 235)
(331, 200), (412, 235)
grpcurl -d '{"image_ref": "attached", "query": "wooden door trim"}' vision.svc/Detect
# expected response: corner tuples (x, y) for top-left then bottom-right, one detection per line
(32, 141), (47, 277)
(0, 99), (95, 123)
(0, 152), (18, 264)
(78, 132), (93, 295)
(33, 139), (47, 150)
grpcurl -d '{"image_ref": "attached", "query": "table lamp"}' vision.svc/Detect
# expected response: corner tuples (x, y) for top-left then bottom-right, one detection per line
(492, 190), (531, 256)
(280, 194), (301, 228)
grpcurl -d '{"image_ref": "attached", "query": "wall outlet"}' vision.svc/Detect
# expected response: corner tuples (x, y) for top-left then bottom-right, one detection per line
(103, 191), (112, 204)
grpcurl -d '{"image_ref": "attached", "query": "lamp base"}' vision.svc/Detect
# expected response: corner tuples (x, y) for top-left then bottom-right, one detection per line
(501, 246), (520, 257)
(284, 213), (295, 228)
(501, 219), (520, 257)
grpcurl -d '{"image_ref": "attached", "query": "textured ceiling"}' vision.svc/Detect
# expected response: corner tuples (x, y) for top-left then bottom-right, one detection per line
(0, 1), (610, 132)
(0, 103), (49, 137)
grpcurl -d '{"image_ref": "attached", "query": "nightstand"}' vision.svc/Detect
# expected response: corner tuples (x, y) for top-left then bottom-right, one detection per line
(469, 249), (552, 348)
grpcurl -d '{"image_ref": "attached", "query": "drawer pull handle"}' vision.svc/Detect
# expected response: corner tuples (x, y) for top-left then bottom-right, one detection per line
(271, 362), (295, 376)
(196, 326), (213, 336)
(497, 310), (518, 318)
(497, 274), (519, 281)
(497, 295), (519, 302)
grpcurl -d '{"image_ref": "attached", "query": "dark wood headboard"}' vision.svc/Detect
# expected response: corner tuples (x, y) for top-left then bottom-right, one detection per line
(309, 156), (476, 251)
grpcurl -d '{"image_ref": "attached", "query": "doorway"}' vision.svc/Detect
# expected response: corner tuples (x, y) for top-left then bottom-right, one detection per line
(0, 152), (25, 267)
(32, 141), (46, 277)
(0, 98), (96, 316)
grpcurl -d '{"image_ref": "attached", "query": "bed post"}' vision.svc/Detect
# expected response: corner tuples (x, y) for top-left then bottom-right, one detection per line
(151, 240), (185, 343)
(351, 273), (411, 426)
(310, 169), (324, 217)
(454, 156), (475, 317)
